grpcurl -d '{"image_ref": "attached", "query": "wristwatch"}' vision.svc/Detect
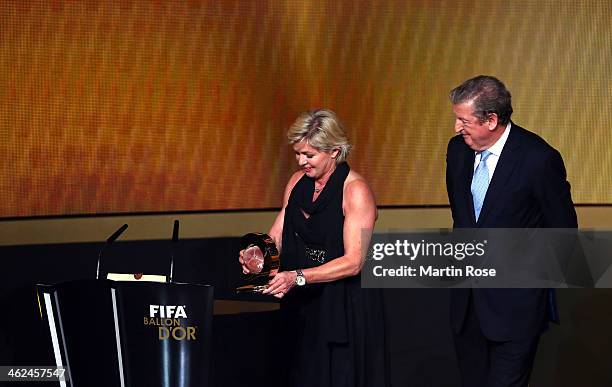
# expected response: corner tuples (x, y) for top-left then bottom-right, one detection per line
(295, 269), (306, 286)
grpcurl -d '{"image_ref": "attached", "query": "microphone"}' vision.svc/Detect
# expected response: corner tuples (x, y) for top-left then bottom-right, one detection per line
(96, 224), (128, 280)
(168, 220), (179, 283)
(172, 219), (179, 244)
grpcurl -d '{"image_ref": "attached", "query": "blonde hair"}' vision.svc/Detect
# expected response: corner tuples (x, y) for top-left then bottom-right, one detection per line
(287, 109), (352, 163)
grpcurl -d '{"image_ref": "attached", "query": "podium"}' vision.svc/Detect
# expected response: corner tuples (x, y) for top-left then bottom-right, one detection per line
(37, 280), (214, 387)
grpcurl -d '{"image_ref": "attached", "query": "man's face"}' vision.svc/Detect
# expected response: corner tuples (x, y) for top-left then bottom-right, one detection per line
(452, 101), (494, 151)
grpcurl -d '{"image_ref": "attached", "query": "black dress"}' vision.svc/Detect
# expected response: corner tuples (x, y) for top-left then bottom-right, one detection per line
(279, 162), (389, 387)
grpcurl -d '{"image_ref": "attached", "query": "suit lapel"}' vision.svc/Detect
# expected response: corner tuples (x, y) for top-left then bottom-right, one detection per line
(477, 124), (523, 226)
(461, 145), (477, 226)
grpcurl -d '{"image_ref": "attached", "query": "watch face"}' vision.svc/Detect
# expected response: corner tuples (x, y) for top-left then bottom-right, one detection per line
(296, 276), (306, 286)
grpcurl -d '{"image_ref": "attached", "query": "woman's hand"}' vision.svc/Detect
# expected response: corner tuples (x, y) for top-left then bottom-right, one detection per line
(239, 246), (267, 275)
(262, 271), (297, 298)
(238, 249), (251, 274)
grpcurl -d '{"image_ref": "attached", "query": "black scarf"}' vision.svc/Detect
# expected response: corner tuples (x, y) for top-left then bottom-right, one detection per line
(292, 162), (350, 216)
(280, 162), (350, 271)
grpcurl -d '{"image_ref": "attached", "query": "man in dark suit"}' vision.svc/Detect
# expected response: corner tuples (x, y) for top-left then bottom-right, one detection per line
(445, 75), (577, 387)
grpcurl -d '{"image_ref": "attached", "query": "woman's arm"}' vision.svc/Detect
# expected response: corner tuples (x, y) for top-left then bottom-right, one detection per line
(303, 177), (376, 282)
(239, 171), (303, 273)
(264, 175), (377, 297)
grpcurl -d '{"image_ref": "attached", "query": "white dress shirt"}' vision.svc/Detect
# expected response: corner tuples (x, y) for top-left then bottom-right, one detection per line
(473, 122), (512, 179)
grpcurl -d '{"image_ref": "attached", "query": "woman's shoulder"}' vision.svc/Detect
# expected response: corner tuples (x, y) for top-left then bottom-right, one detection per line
(285, 170), (305, 192)
(342, 169), (377, 216)
(344, 170), (374, 198)
(279, 171), (305, 207)
(345, 169), (368, 186)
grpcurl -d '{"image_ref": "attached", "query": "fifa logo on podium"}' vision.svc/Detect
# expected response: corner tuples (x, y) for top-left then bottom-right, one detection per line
(149, 305), (187, 319)
(144, 304), (198, 341)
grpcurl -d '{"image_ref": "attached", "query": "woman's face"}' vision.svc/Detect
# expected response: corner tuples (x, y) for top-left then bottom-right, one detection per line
(293, 140), (337, 180)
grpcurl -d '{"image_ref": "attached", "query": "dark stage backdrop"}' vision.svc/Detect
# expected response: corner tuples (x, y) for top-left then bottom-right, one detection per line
(0, 237), (459, 386)
(1, 238), (612, 387)
(1, 0), (611, 218)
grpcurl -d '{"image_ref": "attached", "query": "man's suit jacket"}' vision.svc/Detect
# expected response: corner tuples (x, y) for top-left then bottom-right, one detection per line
(446, 123), (577, 341)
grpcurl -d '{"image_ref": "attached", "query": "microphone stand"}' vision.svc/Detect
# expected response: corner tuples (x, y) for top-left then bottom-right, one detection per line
(95, 224), (128, 280)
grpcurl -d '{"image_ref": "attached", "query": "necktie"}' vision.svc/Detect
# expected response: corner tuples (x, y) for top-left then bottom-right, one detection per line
(471, 150), (492, 221)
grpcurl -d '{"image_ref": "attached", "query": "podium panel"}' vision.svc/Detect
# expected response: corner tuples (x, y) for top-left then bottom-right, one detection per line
(38, 280), (213, 387)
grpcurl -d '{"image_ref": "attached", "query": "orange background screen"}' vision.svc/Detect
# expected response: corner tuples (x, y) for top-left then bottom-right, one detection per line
(1, 1), (610, 218)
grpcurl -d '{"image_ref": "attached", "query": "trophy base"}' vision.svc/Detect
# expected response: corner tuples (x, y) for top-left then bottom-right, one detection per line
(235, 284), (268, 294)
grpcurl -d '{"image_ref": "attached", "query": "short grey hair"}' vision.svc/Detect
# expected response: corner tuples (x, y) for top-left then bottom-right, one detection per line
(449, 75), (513, 125)
(287, 109), (352, 163)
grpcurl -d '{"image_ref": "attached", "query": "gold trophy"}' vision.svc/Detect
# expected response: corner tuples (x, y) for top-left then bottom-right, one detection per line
(236, 233), (280, 293)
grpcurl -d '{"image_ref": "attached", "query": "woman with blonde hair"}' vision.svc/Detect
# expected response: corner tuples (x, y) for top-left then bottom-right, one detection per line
(240, 109), (388, 387)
